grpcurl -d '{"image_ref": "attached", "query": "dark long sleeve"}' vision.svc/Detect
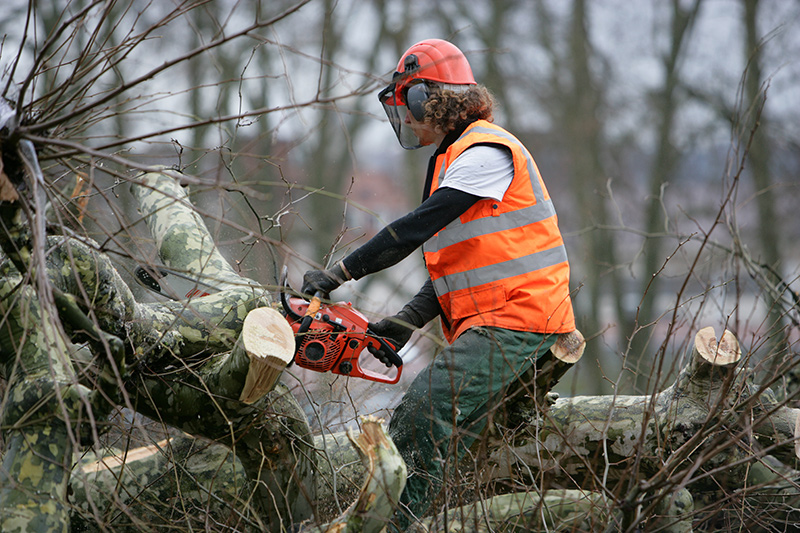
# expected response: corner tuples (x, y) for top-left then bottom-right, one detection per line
(399, 278), (441, 326)
(341, 187), (481, 280)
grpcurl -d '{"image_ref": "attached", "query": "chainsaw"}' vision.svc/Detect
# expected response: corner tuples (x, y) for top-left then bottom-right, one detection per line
(280, 285), (403, 384)
(134, 265), (403, 384)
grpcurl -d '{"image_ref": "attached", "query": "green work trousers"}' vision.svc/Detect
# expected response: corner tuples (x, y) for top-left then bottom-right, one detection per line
(387, 326), (556, 526)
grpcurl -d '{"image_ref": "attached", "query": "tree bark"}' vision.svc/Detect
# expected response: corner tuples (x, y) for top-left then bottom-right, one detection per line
(314, 416), (407, 533)
(0, 162), (121, 532)
(124, 170), (316, 529)
(0, 280), (83, 533)
(481, 327), (800, 530)
(69, 433), (257, 531)
(69, 417), (407, 533)
(66, 314), (799, 530)
(6, 163), (800, 532)
(1, 165), (313, 531)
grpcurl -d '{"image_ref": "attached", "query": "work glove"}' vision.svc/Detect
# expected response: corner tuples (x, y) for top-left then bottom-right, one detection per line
(368, 316), (415, 367)
(301, 262), (350, 298)
(367, 279), (441, 367)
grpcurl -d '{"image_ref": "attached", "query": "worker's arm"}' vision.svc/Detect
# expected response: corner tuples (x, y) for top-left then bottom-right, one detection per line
(301, 186), (479, 295)
(341, 186), (481, 279)
(368, 278), (441, 366)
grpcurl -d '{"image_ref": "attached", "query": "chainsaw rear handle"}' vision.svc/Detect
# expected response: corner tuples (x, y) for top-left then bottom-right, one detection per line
(366, 332), (403, 368)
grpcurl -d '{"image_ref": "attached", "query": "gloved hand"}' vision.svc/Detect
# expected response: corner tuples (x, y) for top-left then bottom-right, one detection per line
(301, 262), (350, 298)
(368, 316), (415, 367)
(367, 279), (441, 367)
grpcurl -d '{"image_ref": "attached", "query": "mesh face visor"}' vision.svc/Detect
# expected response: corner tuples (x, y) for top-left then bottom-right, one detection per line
(379, 77), (470, 150)
(378, 80), (424, 150)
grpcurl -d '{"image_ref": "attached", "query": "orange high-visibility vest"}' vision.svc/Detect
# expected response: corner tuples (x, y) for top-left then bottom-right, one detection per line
(423, 120), (575, 342)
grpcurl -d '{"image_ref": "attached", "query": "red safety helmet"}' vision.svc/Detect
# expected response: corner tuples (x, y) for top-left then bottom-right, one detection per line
(378, 39), (476, 149)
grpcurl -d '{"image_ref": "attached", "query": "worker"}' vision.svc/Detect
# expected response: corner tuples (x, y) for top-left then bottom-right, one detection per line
(301, 38), (576, 528)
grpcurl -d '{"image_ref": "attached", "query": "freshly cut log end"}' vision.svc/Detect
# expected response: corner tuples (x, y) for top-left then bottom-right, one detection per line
(550, 329), (585, 364)
(694, 326), (741, 367)
(239, 307), (295, 404)
(80, 439), (170, 474)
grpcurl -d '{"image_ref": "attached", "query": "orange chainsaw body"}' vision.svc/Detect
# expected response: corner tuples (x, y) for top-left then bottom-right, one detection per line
(284, 296), (402, 384)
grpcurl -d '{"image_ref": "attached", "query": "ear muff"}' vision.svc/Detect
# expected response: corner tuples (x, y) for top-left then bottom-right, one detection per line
(405, 82), (431, 121)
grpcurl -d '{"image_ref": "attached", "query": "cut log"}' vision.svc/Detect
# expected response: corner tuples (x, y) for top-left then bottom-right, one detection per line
(551, 328), (587, 364)
(671, 326), (743, 411)
(533, 328), (585, 407)
(483, 327), (798, 491)
(316, 417), (406, 533)
(692, 326), (740, 367)
(237, 306), (295, 404)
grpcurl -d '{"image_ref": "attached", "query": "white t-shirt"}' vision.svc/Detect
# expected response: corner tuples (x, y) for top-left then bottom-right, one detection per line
(439, 144), (514, 201)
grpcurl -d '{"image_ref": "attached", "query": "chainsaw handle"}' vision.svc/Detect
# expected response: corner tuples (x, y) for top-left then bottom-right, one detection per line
(366, 330), (403, 368)
(304, 293), (323, 317)
(349, 361), (402, 385)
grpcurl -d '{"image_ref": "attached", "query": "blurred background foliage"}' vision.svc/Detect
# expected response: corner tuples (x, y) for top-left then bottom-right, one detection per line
(2, 0), (799, 428)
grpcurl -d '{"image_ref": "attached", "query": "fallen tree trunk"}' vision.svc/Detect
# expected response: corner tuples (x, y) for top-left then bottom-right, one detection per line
(69, 417), (407, 533)
(1, 163), (315, 530)
(478, 327), (800, 531)
(6, 161), (800, 532)
(311, 416), (407, 533)
(0, 277), (87, 533)
(0, 154), (125, 532)
(122, 170), (317, 530)
(64, 321), (800, 530)
(70, 433), (256, 531)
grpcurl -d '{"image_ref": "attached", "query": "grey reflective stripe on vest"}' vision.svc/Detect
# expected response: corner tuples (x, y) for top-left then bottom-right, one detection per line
(430, 245), (569, 295)
(427, 123), (567, 295)
(425, 125), (555, 254)
(424, 200), (557, 254)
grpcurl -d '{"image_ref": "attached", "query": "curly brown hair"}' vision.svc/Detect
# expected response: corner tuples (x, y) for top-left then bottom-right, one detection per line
(424, 85), (496, 133)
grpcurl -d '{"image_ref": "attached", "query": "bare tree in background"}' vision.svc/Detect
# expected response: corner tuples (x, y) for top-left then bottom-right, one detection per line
(738, 0), (787, 365)
(623, 0), (705, 393)
(2, 1), (800, 532)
